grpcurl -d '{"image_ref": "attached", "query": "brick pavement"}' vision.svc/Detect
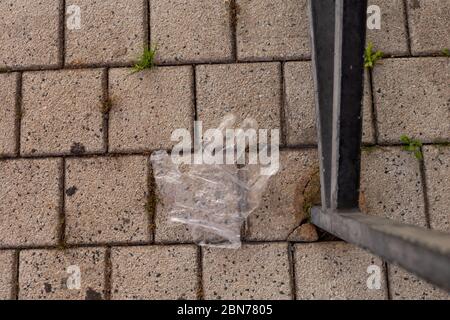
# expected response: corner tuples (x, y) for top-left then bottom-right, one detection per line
(0, 0), (449, 300)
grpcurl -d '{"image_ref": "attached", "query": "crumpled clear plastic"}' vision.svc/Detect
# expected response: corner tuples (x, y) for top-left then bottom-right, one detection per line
(150, 114), (277, 249)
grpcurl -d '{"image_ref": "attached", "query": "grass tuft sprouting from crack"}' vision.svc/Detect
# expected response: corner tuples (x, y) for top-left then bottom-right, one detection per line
(400, 135), (423, 160)
(364, 42), (383, 69)
(131, 45), (158, 74)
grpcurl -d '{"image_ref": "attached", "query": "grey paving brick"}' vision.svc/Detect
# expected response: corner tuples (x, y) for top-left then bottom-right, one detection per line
(21, 69), (105, 156)
(150, 0), (233, 64)
(109, 66), (194, 153)
(0, 73), (18, 157)
(407, 0), (450, 55)
(236, 0), (310, 61)
(203, 243), (291, 300)
(0, 159), (62, 247)
(284, 62), (315, 145)
(0, 0), (60, 70)
(0, 251), (15, 300)
(19, 248), (106, 300)
(295, 242), (387, 300)
(246, 150), (318, 241)
(423, 146), (450, 232)
(373, 58), (450, 144)
(366, 0), (409, 56)
(65, 0), (145, 66)
(288, 223), (319, 242)
(196, 63), (281, 130)
(111, 245), (198, 300)
(389, 265), (450, 300)
(284, 62), (375, 146)
(65, 156), (150, 245)
(360, 147), (427, 227)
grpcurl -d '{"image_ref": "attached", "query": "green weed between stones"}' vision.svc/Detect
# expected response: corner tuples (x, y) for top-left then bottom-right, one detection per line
(442, 48), (450, 57)
(364, 42), (383, 69)
(400, 135), (423, 160)
(132, 45), (158, 74)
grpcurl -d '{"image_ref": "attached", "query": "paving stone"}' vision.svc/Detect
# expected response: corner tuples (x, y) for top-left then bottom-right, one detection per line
(196, 63), (281, 130)
(294, 242), (387, 299)
(21, 69), (105, 156)
(373, 58), (450, 144)
(360, 147), (427, 226)
(0, 159), (62, 247)
(389, 265), (450, 300)
(0, 73), (18, 157)
(111, 245), (198, 300)
(284, 62), (316, 145)
(407, 0), (450, 55)
(0, 251), (15, 300)
(109, 67), (194, 153)
(19, 248), (106, 300)
(0, 0), (60, 70)
(236, 0), (310, 61)
(284, 62), (315, 145)
(65, 156), (150, 245)
(203, 243), (291, 299)
(246, 150), (318, 241)
(366, 0), (409, 56)
(288, 223), (319, 242)
(284, 62), (375, 146)
(423, 146), (450, 232)
(65, 0), (145, 66)
(150, 0), (233, 64)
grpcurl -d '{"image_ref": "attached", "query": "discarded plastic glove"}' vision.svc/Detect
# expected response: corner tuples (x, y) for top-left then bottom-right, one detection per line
(150, 114), (278, 249)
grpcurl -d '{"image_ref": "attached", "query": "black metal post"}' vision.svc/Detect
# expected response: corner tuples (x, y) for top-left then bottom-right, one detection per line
(330, 0), (367, 210)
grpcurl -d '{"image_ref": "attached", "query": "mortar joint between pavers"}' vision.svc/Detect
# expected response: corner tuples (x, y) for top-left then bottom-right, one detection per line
(384, 261), (392, 300)
(104, 247), (112, 300)
(15, 72), (24, 157)
(418, 146), (432, 229)
(228, 0), (239, 62)
(287, 243), (297, 300)
(196, 246), (205, 300)
(1, 55), (445, 77)
(280, 62), (288, 147)
(147, 160), (158, 244)
(0, 51), (445, 76)
(59, 0), (67, 67)
(12, 250), (20, 300)
(102, 68), (111, 154)
(145, 0), (151, 49)
(0, 241), (296, 252)
(2, 142), (449, 165)
(402, 0), (413, 56)
(58, 157), (68, 250)
(192, 65), (198, 123)
(0, 58), (317, 76)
